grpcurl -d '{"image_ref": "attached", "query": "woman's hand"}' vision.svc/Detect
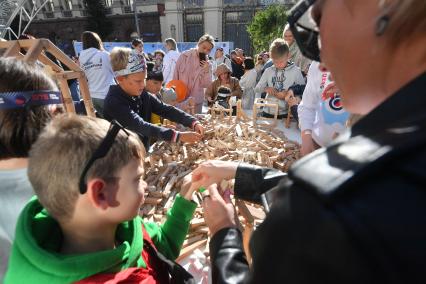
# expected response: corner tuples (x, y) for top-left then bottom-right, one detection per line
(200, 60), (210, 70)
(202, 184), (237, 236)
(191, 160), (239, 190)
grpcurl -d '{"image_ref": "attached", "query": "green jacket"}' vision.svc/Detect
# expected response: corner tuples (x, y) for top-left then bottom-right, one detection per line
(5, 194), (196, 284)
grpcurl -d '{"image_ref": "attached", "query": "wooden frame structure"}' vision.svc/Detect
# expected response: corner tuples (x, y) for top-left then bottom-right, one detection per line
(252, 98), (279, 129)
(0, 39), (95, 117)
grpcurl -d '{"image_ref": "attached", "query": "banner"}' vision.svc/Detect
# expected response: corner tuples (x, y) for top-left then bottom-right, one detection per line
(73, 41), (234, 58)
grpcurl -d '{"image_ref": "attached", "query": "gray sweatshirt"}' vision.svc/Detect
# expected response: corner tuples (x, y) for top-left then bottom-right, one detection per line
(255, 62), (305, 115)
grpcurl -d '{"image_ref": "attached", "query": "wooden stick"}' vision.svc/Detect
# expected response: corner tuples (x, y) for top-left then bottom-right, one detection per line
(176, 239), (208, 262)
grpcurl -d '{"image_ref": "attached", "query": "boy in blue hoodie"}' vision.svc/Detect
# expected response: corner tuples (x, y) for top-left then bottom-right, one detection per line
(5, 115), (197, 283)
(103, 47), (204, 149)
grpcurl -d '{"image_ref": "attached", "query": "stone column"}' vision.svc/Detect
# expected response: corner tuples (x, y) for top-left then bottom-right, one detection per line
(162, 0), (184, 41)
(203, 0), (222, 41)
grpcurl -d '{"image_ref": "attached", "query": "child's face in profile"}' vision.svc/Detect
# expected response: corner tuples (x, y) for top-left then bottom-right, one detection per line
(145, 79), (163, 95)
(111, 158), (146, 221)
(118, 71), (146, 96)
(273, 55), (289, 70)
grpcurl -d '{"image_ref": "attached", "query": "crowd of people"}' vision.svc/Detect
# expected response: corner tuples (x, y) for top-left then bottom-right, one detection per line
(1, 0), (425, 283)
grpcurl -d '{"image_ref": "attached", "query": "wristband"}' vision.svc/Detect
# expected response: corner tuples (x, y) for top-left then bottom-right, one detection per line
(302, 130), (312, 135)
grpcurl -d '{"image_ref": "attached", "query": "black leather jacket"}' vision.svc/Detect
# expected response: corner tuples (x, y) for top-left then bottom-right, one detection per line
(209, 72), (426, 284)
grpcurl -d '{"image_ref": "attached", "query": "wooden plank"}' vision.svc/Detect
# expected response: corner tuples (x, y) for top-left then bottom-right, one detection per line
(45, 40), (80, 71)
(182, 234), (205, 248)
(23, 39), (44, 63)
(190, 218), (205, 230)
(176, 239), (208, 262)
(37, 52), (63, 72)
(243, 223), (254, 265)
(57, 77), (76, 114)
(3, 41), (20, 57)
(144, 197), (163, 205)
(236, 200), (254, 223)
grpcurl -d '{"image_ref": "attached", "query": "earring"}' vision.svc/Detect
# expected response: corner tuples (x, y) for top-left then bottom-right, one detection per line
(375, 15), (390, 36)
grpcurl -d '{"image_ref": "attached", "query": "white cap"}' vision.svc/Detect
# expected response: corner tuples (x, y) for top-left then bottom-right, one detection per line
(114, 50), (146, 77)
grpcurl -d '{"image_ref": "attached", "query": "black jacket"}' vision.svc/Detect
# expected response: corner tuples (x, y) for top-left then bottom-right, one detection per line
(231, 59), (244, 80)
(103, 85), (197, 149)
(209, 72), (426, 283)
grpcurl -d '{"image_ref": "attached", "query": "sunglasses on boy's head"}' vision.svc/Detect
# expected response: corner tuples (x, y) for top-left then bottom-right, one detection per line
(287, 0), (321, 62)
(78, 120), (130, 194)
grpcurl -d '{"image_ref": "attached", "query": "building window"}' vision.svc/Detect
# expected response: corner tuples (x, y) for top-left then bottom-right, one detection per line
(224, 0), (244, 4)
(183, 0), (204, 8)
(224, 10), (254, 55)
(184, 13), (203, 42)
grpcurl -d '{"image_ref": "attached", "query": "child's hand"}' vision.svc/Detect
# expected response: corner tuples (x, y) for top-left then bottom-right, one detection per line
(322, 82), (339, 101)
(275, 91), (288, 100)
(265, 87), (278, 96)
(194, 123), (205, 137)
(202, 184), (237, 236)
(180, 173), (198, 200)
(179, 131), (202, 143)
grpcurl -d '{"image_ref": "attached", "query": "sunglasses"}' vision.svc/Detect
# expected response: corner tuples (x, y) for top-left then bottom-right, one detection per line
(287, 0), (321, 62)
(78, 120), (130, 194)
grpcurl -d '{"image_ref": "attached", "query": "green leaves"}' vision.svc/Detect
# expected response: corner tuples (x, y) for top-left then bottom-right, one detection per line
(247, 4), (288, 54)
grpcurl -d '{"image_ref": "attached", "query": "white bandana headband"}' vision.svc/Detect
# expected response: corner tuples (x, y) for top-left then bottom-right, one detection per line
(114, 50), (146, 77)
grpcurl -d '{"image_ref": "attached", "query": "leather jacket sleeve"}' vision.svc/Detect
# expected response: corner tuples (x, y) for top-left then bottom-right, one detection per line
(234, 163), (287, 203)
(209, 228), (249, 284)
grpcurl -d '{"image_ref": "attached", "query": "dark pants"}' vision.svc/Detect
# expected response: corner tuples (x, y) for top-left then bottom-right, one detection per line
(262, 105), (299, 123)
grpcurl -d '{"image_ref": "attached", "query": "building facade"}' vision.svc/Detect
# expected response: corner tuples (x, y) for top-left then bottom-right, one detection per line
(164, 0), (296, 55)
(18, 0), (295, 56)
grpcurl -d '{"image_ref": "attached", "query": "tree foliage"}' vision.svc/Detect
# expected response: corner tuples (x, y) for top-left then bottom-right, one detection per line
(247, 5), (288, 54)
(83, 0), (112, 40)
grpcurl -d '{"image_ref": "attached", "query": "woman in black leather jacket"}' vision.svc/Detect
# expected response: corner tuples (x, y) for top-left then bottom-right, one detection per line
(187, 0), (426, 283)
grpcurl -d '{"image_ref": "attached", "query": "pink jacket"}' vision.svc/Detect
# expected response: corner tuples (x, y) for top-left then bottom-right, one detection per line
(173, 48), (212, 105)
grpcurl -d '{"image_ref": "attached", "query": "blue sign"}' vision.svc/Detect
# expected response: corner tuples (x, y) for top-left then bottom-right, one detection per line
(73, 41), (234, 57)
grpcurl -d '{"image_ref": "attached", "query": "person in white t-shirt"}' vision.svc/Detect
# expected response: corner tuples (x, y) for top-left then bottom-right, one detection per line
(239, 57), (257, 110)
(79, 31), (116, 115)
(213, 47), (232, 79)
(298, 61), (350, 156)
(162, 38), (181, 85)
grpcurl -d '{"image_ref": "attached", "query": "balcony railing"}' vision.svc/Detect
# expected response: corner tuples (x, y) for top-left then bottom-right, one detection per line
(123, 6), (132, 13)
(62, 10), (73, 17)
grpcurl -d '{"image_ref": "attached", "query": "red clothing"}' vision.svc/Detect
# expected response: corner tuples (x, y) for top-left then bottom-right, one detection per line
(75, 225), (169, 284)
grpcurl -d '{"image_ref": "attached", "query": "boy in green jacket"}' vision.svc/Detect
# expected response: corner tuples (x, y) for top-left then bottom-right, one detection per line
(5, 114), (197, 283)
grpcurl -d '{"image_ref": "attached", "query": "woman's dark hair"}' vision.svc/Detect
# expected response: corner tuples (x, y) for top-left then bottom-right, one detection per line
(81, 31), (104, 50)
(132, 38), (143, 48)
(0, 57), (58, 159)
(244, 57), (255, 70)
(146, 61), (155, 72)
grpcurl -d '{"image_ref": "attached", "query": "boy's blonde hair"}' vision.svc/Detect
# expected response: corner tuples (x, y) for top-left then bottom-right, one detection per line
(28, 114), (145, 221)
(269, 38), (289, 59)
(110, 47), (132, 72)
